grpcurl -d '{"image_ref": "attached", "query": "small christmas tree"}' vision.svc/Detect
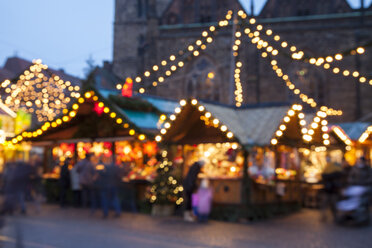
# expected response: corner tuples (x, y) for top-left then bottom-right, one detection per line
(148, 153), (183, 207)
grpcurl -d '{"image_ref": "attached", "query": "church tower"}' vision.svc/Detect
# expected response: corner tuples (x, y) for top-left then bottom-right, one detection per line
(113, 0), (170, 79)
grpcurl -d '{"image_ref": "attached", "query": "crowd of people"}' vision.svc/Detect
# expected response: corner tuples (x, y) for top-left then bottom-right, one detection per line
(0, 153), (126, 219)
(321, 156), (372, 223)
(0, 156), (43, 215)
(1, 153), (370, 225)
(58, 153), (124, 218)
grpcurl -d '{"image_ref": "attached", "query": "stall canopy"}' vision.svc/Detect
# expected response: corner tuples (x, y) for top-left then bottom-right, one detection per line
(337, 122), (372, 144)
(156, 99), (326, 148)
(8, 87), (161, 145)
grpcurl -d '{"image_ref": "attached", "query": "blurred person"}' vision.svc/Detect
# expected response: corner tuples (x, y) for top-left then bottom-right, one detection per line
(59, 158), (71, 208)
(195, 178), (213, 223)
(320, 156), (343, 221)
(1, 161), (17, 214)
(341, 157), (352, 186)
(76, 153), (98, 213)
(29, 156), (44, 213)
(348, 157), (372, 186)
(183, 160), (205, 222)
(70, 162), (81, 207)
(96, 159), (121, 218)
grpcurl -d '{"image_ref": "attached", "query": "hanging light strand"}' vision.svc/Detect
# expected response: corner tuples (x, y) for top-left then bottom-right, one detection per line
(240, 17), (342, 116)
(0, 60), (80, 122)
(232, 25), (244, 107)
(237, 11), (372, 86)
(7, 90), (146, 145)
(119, 11), (235, 94)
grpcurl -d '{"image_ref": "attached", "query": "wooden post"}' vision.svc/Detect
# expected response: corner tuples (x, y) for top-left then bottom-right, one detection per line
(73, 143), (78, 165)
(241, 148), (251, 207)
(111, 141), (116, 164)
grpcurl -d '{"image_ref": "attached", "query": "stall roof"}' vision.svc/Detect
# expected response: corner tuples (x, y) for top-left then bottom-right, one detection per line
(337, 122), (370, 141)
(201, 103), (291, 146)
(119, 109), (160, 130)
(7, 87), (158, 145)
(142, 96), (179, 114)
(158, 99), (312, 147)
(0, 101), (16, 118)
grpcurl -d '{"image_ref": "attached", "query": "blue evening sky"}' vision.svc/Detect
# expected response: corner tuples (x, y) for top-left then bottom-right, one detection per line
(0, 0), (370, 78)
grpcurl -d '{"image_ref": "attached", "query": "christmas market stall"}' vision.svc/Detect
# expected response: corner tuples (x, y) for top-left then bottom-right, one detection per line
(9, 86), (162, 208)
(337, 122), (372, 166)
(155, 99), (329, 216)
(0, 102), (33, 172)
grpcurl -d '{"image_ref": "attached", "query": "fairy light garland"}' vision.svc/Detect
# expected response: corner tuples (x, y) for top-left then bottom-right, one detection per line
(358, 126), (372, 143)
(271, 104), (306, 145)
(241, 21), (342, 116)
(237, 11), (372, 86)
(7, 90), (146, 145)
(303, 111), (331, 146)
(233, 27), (244, 107)
(155, 98), (235, 143)
(0, 60), (80, 122)
(118, 11), (235, 94)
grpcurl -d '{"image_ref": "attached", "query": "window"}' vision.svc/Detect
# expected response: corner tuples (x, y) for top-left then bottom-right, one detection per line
(185, 57), (220, 101)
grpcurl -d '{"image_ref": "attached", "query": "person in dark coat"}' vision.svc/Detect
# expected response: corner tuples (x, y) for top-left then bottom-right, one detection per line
(183, 160), (206, 222)
(59, 158), (71, 208)
(96, 162), (122, 218)
(320, 157), (343, 221)
(76, 153), (98, 213)
(2, 161), (17, 214)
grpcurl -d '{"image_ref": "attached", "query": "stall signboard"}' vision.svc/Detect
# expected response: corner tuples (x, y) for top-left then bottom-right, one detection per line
(0, 114), (15, 137)
(14, 110), (31, 135)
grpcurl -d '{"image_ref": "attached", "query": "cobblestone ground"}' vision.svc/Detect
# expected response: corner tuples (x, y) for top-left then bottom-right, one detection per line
(0, 205), (371, 248)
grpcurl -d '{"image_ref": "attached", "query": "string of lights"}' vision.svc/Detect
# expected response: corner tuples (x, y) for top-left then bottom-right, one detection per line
(238, 12), (372, 86)
(241, 22), (342, 116)
(232, 25), (244, 107)
(302, 111), (330, 146)
(271, 104), (306, 145)
(155, 98), (235, 143)
(6, 90), (147, 146)
(359, 125), (372, 143)
(0, 60), (80, 122)
(117, 12), (234, 94)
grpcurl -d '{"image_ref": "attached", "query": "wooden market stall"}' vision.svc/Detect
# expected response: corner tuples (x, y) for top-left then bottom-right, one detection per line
(337, 122), (372, 166)
(156, 99), (330, 209)
(9, 86), (162, 207)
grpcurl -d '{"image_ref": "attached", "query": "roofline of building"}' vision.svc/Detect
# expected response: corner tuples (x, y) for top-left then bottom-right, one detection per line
(159, 11), (372, 30)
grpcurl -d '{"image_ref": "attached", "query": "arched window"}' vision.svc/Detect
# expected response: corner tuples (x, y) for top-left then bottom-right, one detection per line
(185, 57), (220, 101)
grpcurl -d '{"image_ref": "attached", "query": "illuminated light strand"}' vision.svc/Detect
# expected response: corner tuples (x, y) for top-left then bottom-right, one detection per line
(0, 61), (81, 122)
(271, 104), (305, 145)
(358, 126), (372, 143)
(233, 27), (244, 107)
(129, 30), (220, 94)
(240, 15), (372, 86)
(119, 11), (234, 94)
(242, 25), (342, 116)
(155, 98), (235, 143)
(303, 111), (331, 146)
(8, 91), (146, 145)
(332, 126), (353, 147)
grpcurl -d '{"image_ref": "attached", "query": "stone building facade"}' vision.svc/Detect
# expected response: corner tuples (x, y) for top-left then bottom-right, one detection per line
(113, 0), (372, 122)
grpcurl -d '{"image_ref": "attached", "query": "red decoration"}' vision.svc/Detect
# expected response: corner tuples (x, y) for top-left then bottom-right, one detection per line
(94, 102), (104, 115)
(122, 78), (133, 97)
